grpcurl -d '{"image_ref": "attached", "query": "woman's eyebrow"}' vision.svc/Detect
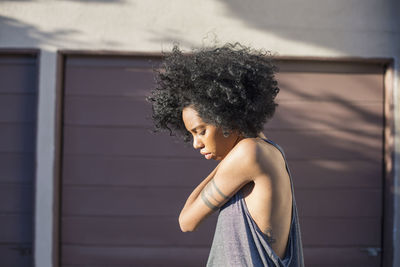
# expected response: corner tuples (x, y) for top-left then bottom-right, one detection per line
(190, 125), (204, 132)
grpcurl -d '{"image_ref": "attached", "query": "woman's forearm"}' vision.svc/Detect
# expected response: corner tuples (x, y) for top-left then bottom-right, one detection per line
(179, 164), (219, 232)
(179, 163), (221, 221)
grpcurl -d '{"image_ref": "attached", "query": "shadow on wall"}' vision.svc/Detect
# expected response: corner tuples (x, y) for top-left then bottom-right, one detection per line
(0, 15), (120, 47)
(146, 28), (197, 51)
(214, 0), (399, 55)
(0, 0), (126, 2)
(1, 0), (399, 55)
(0, 15), (82, 47)
(145, 0), (399, 56)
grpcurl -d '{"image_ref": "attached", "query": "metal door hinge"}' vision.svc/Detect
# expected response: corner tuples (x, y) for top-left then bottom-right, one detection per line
(361, 247), (382, 257)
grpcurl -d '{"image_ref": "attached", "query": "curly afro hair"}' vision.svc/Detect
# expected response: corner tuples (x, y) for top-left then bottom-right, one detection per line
(146, 42), (279, 143)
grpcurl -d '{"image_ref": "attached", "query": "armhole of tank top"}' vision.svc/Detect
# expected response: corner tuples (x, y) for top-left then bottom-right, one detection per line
(261, 138), (295, 204)
(261, 138), (296, 248)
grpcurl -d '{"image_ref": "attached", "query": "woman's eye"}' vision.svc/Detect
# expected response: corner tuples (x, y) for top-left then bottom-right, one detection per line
(199, 130), (206, 136)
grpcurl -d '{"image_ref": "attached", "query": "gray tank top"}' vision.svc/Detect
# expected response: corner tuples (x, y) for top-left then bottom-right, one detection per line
(206, 138), (305, 267)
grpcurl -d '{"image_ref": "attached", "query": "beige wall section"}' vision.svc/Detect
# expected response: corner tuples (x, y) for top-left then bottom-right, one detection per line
(0, 0), (399, 266)
(0, 0), (399, 56)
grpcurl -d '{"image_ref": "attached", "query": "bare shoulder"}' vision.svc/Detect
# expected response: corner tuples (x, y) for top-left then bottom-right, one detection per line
(224, 138), (259, 165)
(210, 138), (257, 182)
(221, 138), (272, 175)
(230, 137), (282, 164)
(228, 137), (288, 181)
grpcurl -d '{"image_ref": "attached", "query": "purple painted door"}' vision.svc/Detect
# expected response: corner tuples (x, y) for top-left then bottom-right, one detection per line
(0, 52), (38, 267)
(61, 56), (384, 267)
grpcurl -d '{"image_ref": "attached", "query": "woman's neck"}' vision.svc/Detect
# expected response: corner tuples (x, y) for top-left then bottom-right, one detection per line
(257, 132), (267, 139)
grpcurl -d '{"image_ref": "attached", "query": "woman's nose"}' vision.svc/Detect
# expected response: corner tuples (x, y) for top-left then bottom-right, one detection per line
(193, 137), (203, 149)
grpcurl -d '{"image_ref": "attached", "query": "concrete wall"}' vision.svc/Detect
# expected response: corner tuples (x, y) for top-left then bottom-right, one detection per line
(0, 0), (399, 266)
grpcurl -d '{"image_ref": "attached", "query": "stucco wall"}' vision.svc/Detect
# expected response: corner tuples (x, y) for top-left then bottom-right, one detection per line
(0, 0), (399, 56)
(0, 0), (399, 266)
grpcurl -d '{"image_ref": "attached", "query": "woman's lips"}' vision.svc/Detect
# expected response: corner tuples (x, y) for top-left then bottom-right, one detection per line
(201, 150), (212, 160)
(204, 153), (212, 160)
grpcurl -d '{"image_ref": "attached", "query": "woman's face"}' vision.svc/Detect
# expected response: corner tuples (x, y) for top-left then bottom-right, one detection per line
(182, 106), (243, 161)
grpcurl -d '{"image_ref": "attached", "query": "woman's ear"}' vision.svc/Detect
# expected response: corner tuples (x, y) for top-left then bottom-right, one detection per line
(223, 131), (230, 138)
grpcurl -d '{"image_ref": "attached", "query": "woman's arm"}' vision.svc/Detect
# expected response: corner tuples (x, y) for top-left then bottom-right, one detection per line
(178, 139), (258, 232)
(178, 162), (221, 229)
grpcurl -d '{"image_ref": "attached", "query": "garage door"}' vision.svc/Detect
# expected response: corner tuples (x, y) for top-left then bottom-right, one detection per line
(270, 60), (384, 267)
(60, 55), (385, 267)
(0, 52), (38, 267)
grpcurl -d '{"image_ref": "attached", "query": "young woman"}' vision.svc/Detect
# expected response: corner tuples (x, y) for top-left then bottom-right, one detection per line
(146, 43), (304, 267)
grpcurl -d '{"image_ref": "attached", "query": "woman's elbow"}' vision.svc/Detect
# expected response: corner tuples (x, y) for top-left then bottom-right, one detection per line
(179, 224), (194, 233)
(178, 214), (197, 232)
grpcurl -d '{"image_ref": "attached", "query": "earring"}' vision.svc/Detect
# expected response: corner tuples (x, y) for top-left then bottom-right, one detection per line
(223, 131), (230, 138)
